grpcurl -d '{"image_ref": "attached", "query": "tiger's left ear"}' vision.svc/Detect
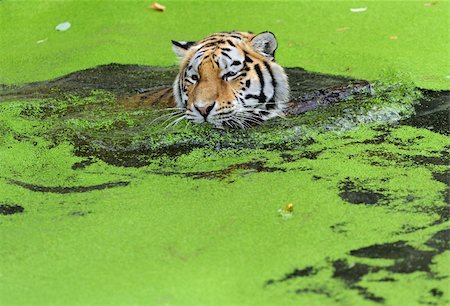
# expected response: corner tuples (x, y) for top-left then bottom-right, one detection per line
(171, 40), (196, 58)
(251, 32), (278, 60)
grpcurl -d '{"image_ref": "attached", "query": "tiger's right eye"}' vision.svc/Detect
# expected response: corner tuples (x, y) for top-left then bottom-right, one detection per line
(191, 75), (199, 81)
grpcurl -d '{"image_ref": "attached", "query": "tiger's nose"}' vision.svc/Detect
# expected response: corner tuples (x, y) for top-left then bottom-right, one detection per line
(194, 102), (216, 118)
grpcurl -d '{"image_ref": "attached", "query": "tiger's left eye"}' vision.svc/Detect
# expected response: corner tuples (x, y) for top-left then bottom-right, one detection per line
(191, 75), (199, 81)
(223, 71), (237, 80)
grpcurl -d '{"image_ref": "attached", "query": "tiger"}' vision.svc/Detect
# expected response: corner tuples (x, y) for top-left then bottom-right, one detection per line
(171, 31), (290, 128)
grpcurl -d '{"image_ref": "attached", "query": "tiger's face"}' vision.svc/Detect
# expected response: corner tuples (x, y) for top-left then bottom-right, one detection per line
(172, 31), (289, 128)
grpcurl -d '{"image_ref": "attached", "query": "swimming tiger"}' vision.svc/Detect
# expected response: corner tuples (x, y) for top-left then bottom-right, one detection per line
(171, 31), (290, 128)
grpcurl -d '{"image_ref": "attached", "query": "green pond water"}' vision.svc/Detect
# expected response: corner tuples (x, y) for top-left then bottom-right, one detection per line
(1, 0), (449, 89)
(0, 72), (449, 305)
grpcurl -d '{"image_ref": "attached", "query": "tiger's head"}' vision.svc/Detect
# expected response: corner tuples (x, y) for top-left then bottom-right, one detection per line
(171, 31), (289, 128)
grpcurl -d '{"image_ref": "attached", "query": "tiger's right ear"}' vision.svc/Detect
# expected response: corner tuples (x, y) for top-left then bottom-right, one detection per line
(171, 40), (196, 58)
(251, 32), (278, 61)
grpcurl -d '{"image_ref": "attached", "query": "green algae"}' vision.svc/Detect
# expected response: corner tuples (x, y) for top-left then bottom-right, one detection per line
(0, 75), (449, 305)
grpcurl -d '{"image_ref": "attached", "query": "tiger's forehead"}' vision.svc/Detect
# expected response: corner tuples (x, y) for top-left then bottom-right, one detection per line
(190, 47), (244, 70)
(198, 31), (255, 44)
(186, 32), (254, 71)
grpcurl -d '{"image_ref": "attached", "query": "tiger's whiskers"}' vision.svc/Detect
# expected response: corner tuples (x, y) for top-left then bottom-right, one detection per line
(150, 107), (185, 125)
(164, 114), (186, 130)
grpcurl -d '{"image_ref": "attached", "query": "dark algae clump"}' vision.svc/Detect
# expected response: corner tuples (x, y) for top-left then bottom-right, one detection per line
(0, 204), (24, 215)
(339, 178), (386, 205)
(8, 178), (130, 194)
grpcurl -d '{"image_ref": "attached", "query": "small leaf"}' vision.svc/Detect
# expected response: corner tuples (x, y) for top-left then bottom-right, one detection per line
(350, 7), (367, 13)
(55, 22), (71, 32)
(150, 2), (166, 12)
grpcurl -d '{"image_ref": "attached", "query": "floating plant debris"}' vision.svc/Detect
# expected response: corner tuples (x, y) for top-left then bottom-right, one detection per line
(150, 2), (166, 11)
(350, 7), (367, 12)
(278, 203), (294, 219)
(55, 22), (71, 31)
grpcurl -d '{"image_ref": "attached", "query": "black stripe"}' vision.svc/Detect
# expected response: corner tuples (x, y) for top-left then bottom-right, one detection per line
(244, 55), (254, 63)
(181, 73), (188, 92)
(245, 80), (251, 88)
(239, 97), (247, 105)
(202, 42), (217, 48)
(227, 40), (236, 47)
(245, 94), (259, 100)
(221, 47), (232, 51)
(262, 61), (276, 102)
(218, 109), (234, 115)
(222, 52), (232, 59)
(178, 77), (185, 105)
(266, 102), (276, 110)
(231, 61), (241, 66)
(263, 61), (277, 88)
(254, 64), (267, 103)
(194, 52), (204, 61)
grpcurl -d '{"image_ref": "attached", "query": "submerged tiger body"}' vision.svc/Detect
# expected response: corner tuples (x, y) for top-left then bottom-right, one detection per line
(171, 31), (290, 128)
